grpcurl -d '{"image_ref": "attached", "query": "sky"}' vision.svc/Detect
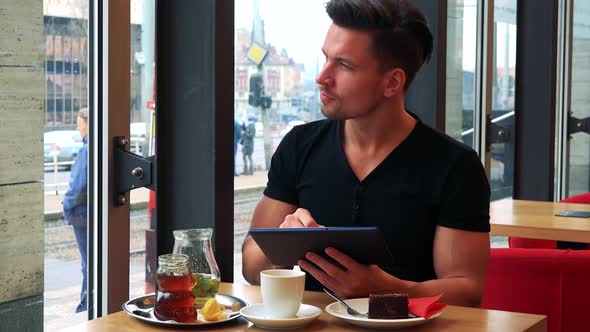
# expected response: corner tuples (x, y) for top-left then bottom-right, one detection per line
(234, 0), (517, 80)
(235, 0), (331, 81)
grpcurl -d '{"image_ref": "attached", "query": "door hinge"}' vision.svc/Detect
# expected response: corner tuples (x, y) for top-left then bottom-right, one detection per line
(486, 114), (512, 151)
(568, 114), (590, 136)
(114, 136), (156, 206)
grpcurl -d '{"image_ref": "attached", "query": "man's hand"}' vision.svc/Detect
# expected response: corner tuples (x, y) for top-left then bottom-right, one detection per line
(298, 247), (402, 299)
(279, 208), (323, 228)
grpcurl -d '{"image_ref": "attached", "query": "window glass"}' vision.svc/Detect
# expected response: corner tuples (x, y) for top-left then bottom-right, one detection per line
(129, 0), (155, 300)
(43, 0), (90, 329)
(567, 1), (590, 196)
(490, 0), (517, 200)
(445, 0), (479, 149)
(233, 0), (330, 283)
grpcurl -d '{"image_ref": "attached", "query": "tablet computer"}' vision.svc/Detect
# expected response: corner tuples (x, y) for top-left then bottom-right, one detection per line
(248, 227), (394, 266)
(555, 210), (590, 218)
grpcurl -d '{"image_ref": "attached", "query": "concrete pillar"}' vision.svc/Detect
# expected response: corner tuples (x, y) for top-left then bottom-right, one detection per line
(0, 0), (45, 331)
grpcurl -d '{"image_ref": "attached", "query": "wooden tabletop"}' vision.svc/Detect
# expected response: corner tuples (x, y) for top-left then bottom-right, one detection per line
(490, 199), (590, 242)
(68, 283), (546, 332)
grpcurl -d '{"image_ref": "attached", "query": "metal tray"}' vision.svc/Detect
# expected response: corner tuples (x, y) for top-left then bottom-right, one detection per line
(123, 293), (248, 327)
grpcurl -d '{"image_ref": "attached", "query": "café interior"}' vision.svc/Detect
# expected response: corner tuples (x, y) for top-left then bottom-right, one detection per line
(1, 0), (590, 331)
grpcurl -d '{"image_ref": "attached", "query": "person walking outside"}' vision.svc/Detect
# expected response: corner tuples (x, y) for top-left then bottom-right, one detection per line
(234, 119), (242, 176)
(241, 115), (256, 175)
(63, 107), (89, 313)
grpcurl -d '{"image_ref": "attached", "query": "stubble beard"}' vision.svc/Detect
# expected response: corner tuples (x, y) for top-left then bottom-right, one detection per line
(320, 102), (346, 120)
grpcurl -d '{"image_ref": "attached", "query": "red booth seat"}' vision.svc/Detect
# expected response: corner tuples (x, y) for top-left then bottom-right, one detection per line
(509, 192), (590, 250)
(481, 248), (590, 332)
(560, 192), (590, 204)
(509, 237), (558, 249)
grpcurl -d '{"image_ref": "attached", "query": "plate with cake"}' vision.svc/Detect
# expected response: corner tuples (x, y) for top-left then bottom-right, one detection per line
(325, 293), (443, 329)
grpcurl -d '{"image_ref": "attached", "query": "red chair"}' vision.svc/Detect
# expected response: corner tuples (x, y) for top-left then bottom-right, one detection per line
(482, 248), (590, 332)
(508, 192), (590, 249)
(560, 192), (590, 204)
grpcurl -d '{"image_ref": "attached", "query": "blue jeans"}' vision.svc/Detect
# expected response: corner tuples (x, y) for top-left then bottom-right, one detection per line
(72, 223), (87, 312)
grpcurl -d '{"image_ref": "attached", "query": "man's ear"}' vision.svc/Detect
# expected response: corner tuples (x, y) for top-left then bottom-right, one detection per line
(383, 68), (406, 98)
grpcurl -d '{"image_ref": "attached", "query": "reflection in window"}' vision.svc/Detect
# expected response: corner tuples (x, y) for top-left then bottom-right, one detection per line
(490, 0), (517, 200)
(445, 0), (479, 148)
(446, 0), (517, 201)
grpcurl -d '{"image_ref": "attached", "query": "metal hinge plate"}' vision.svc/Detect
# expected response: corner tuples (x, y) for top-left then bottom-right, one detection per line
(114, 136), (156, 206)
(486, 114), (512, 151)
(568, 115), (590, 136)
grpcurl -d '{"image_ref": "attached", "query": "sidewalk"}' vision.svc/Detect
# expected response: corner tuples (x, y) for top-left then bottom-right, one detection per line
(44, 171), (268, 219)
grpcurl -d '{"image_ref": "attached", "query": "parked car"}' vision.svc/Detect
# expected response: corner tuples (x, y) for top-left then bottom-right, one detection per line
(44, 130), (83, 170)
(130, 122), (149, 155)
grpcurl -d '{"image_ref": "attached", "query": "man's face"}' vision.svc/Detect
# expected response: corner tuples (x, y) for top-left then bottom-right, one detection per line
(77, 116), (88, 138)
(315, 24), (389, 120)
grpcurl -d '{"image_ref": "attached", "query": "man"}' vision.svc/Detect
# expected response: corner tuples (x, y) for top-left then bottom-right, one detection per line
(241, 115), (256, 175)
(234, 119), (242, 176)
(63, 107), (89, 313)
(242, 0), (490, 307)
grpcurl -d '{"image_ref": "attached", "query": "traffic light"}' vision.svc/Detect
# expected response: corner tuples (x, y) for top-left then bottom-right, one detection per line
(248, 74), (263, 107)
(64, 56), (71, 74)
(73, 58), (80, 75)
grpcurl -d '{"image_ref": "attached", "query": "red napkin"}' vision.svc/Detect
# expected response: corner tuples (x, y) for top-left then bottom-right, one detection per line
(408, 294), (446, 318)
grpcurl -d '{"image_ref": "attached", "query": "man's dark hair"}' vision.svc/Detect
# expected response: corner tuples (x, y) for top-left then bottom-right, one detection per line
(325, 0), (433, 89)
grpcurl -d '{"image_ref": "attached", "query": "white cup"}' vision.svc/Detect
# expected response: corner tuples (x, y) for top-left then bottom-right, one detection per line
(260, 269), (306, 318)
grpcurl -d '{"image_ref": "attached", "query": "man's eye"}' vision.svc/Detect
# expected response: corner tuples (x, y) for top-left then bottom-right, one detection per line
(340, 62), (352, 70)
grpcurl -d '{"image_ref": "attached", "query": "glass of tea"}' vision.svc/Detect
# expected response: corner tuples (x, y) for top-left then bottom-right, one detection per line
(154, 254), (196, 322)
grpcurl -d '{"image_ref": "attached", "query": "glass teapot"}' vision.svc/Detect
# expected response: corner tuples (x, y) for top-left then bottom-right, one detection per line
(172, 228), (221, 307)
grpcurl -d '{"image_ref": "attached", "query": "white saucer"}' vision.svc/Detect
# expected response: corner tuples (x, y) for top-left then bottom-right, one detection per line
(240, 303), (321, 330)
(325, 298), (442, 330)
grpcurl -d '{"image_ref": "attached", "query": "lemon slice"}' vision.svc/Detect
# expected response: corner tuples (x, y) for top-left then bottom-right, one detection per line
(201, 298), (226, 321)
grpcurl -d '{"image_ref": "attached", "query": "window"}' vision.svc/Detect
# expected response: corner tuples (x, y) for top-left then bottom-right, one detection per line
(233, 0), (330, 283)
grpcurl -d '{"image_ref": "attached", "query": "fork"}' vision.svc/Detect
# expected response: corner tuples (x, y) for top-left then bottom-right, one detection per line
(322, 288), (368, 318)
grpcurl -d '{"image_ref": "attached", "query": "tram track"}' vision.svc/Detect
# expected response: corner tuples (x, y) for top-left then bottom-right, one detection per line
(45, 190), (261, 257)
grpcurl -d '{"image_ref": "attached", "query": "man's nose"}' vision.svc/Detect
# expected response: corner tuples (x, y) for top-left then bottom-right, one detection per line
(316, 66), (333, 86)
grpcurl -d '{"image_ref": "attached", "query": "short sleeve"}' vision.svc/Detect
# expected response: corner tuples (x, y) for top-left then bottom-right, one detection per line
(437, 150), (491, 232)
(263, 129), (299, 205)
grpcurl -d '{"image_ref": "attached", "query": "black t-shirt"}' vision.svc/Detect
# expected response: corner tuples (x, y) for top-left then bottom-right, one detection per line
(263, 116), (490, 291)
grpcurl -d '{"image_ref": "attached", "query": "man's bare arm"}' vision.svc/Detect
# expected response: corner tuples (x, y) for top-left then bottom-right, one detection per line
(376, 226), (490, 306)
(241, 196), (297, 284)
(300, 226), (489, 307)
(417, 226), (490, 306)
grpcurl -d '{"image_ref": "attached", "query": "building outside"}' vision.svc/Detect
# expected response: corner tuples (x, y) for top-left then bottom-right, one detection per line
(234, 27), (306, 132)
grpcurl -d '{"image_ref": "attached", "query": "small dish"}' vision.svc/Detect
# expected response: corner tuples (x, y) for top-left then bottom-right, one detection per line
(122, 293), (247, 327)
(325, 298), (442, 330)
(240, 303), (321, 330)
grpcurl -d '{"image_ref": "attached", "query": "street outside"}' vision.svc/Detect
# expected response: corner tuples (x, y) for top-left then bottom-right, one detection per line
(44, 137), (269, 194)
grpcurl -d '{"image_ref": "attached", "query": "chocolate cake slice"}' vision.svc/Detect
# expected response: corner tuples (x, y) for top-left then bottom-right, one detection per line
(368, 293), (409, 319)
